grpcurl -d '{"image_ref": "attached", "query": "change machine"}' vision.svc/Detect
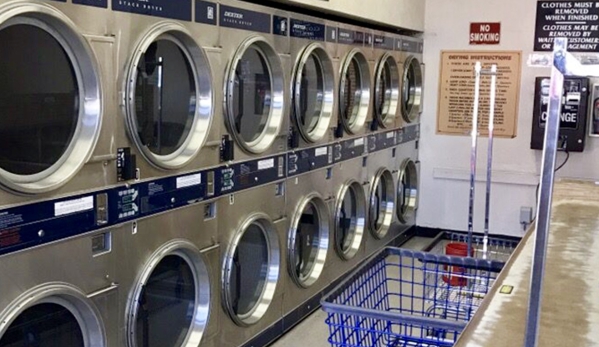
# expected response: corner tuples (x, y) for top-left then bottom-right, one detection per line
(531, 76), (589, 152)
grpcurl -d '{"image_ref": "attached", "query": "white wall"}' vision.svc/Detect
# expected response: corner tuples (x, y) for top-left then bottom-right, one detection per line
(419, 0), (599, 237)
(268, 0), (424, 31)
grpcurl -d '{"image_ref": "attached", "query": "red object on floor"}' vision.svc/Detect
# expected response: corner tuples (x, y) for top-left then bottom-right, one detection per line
(442, 243), (471, 286)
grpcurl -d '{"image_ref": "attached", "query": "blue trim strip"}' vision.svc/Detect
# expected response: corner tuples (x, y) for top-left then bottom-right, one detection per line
(0, 125), (419, 257)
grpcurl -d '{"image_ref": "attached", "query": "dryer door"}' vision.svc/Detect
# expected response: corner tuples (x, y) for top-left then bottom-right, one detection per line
(339, 50), (371, 134)
(401, 56), (423, 124)
(223, 215), (280, 326)
(127, 241), (210, 347)
(0, 6), (101, 193)
(334, 181), (366, 260)
(368, 168), (395, 239)
(374, 54), (400, 128)
(225, 38), (284, 154)
(293, 44), (334, 143)
(288, 194), (330, 288)
(0, 284), (105, 346)
(397, 158), (419, 224)
(2, 304), (85, 346)
(125, 26), (213, 169)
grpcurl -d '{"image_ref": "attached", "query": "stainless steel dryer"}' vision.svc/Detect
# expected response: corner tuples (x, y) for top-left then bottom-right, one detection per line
(287, 12), (337, 150)
(363, 147), (398, 257)
(0, 0), (116, 204)
(216, 182), (286, 347)
(0, 225), (125, 346)
(335, 22), (372, 139)
(114, 4), (220, 181)
(372, 30), (401, 130)
(218, 0), (290, 163)
(282, 168), (333, 316)
(113, 201), (219, 347)
(323, 156), (368, 283)
(397, 36), (424, 125)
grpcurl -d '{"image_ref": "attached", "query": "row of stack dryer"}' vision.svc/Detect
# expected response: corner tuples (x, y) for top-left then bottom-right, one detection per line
(0, 0), (423, 346)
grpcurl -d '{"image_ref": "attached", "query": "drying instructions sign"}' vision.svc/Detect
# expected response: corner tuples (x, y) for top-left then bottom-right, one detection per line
(437, 51), (522, 138)
(534, 1), (599, 52)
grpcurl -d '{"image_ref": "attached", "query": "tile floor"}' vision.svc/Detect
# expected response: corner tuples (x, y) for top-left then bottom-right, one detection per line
(269, 236), (433, 347)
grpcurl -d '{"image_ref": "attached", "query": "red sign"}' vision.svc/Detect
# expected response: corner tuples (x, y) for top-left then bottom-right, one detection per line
(470, 22), (501, 45)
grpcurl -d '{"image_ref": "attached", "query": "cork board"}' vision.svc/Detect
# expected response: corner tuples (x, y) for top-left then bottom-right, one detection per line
(436, 50), (522, 138)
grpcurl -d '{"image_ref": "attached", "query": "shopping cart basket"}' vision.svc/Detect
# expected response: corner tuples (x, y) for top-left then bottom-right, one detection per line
(427, 232), (519, 263)
(321, 247), (505, 347)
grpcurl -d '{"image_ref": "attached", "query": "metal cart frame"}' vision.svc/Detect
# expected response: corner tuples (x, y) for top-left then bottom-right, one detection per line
(321, 247), (505, 347)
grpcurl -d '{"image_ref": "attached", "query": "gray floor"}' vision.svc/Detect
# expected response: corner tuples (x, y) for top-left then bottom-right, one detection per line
(269, 237), (433, 347)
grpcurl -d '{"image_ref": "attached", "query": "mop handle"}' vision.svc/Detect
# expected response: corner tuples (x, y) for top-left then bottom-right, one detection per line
(467, 62), (482, 257)
(483, 65), (498, 260)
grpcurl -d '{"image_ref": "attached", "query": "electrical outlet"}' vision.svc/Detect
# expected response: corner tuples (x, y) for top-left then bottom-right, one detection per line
(520, 206), (533, 225)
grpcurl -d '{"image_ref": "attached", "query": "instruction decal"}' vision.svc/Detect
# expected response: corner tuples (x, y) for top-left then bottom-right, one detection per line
(112, 0), (192, 21)
(437, 51), (522, 138)
(534, 1), (599, 52)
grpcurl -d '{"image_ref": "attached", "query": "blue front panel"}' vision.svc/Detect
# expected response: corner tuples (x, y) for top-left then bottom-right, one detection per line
(395, 38), (403, 51)
(0, 126), (420, 257)
(400, 124), (420, 143)
(220, 5), (271, 33)
(195, 0), (217, 25)
(73, 0), (107, 8)
(290, 19), (325, 41)
(367, 130), (398, 153)
(217, 155), (286, 195)
(137, 174), (207, 215)
(374, 35), (394, 50)
(273, 15), (289, 36)
(326, 26), (337, 43)
(287, 145), (334, 177)
(338, 28), (355, 45)
(402, 40), (422, 53)
(354, 31), (365, 45)
(335, 137), (366, 163)
(112, 0), (192, 21)
(339, 29), (365, 46)
(0, 194), (97, 255)
(365, 32), (373, 47)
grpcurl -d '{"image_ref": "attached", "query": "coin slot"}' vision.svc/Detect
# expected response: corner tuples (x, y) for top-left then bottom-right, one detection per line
(95, 193), (108, 226)
(92, 232), (111, 256)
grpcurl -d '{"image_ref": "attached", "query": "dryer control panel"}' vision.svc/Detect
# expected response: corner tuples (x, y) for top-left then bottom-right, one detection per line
(531, 76), (589, 152)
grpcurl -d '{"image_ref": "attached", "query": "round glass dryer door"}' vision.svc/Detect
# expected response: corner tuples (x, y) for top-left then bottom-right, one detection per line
(335, 181), (366, 260)
(0, 284), (105, 346)
(293, 44), (335, 143)
(339, 50), (371, 134)
(128, 242), (210, 347)
(126, 27), (213, 169)
(0, 303), (84, 346)
(0, 8), (101, 193)
(223, 215), (280, 326)
(368, 169), (395, 239)
(225, 38), (284, 154)
(374, 54), (400, 128)
(397, 159), (419, 224)
(288, 195), (330, 288)
(401, 56), (423, 123)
